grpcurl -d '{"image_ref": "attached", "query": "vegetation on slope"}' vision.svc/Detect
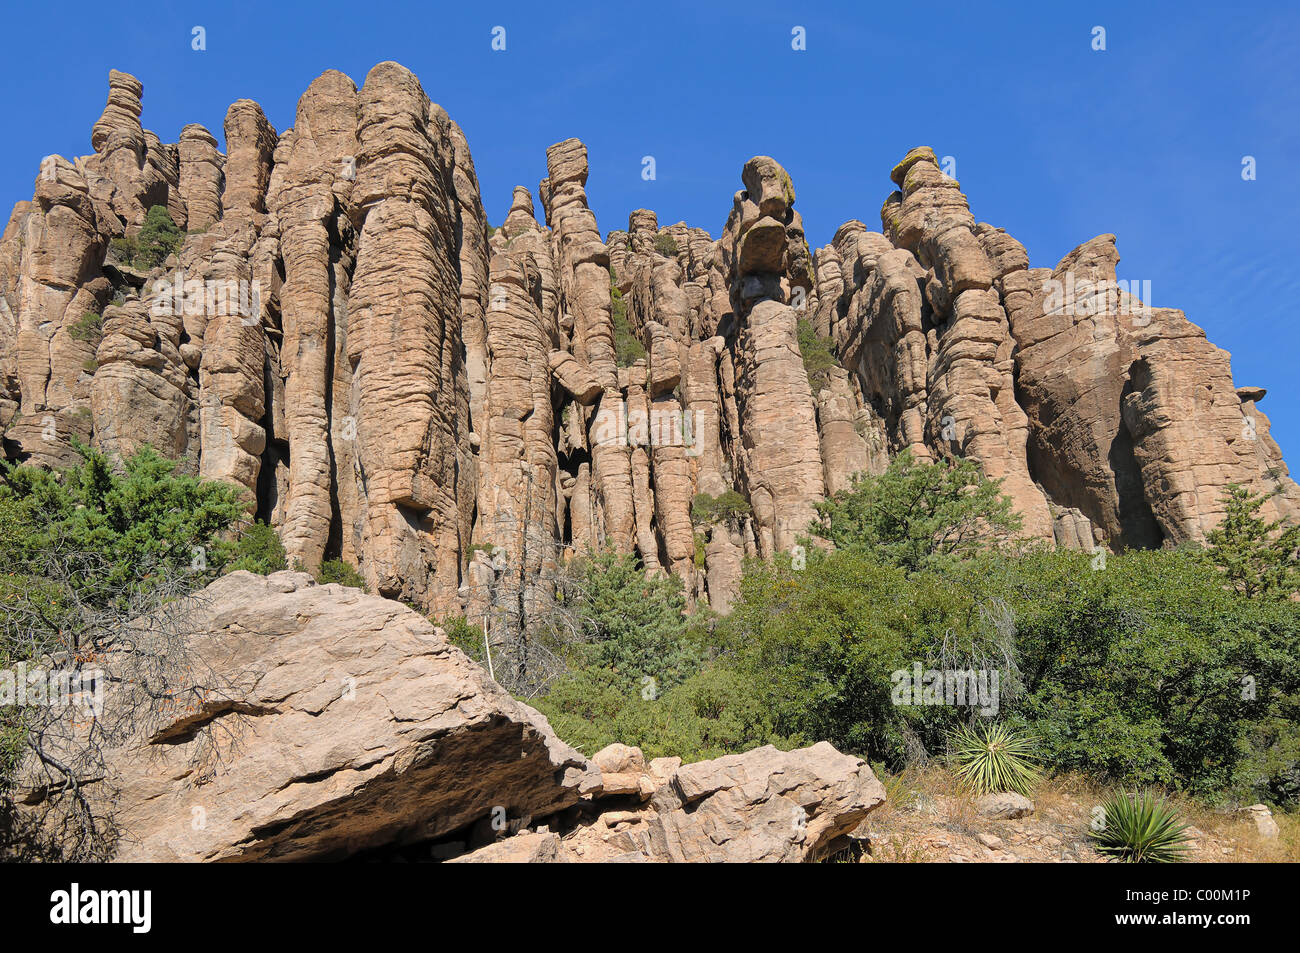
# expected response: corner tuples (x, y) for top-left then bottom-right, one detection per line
(527, 460), (1300, 809)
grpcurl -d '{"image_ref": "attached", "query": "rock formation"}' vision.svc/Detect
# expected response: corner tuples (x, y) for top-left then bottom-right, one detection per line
(3, 66), (1296, 616)
(717, 157), (827, 559)
(553, 739), (886, 863)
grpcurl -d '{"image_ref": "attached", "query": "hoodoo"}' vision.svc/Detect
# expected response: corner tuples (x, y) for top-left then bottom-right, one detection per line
(2, 66), (1296, 615)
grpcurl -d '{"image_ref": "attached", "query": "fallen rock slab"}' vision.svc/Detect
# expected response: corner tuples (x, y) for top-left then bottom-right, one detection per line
(9, 571), (595, 862)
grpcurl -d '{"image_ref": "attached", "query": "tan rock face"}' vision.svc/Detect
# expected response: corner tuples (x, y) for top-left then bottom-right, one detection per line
(91, 297), (192, 464)
(86, 69), (167, 231)
(816, 365), (877, 496)
(715, 157), (826, 558)
(220, 101), (277, 233)
(8, 571), (593, 862)
(270, 70), (358, 571)
(811, 146), (1299, 551)
(734, 298), (826, 555)
(177, 124), (223, 232)
(347, 63), (471, 610)
(4, 70), (1297, 620)
(3, 159), (107, 468)
(884, 148), (1053, 541)
(1008, 234), (1299, 544)
(477, 245), (560, 609)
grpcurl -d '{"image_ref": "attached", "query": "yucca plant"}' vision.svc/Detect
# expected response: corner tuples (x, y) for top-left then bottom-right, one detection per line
(1089, 791), (1191, 863)
(948, 722), (1043, 796)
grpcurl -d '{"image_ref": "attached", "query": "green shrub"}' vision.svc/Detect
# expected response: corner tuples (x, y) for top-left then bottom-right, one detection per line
(134, 205), (184, 268)
(110, 206), (184, 270)
(0, 710), (27, 795)
(535, 663), (792, 763)
(797, 318), (839, 393)
(688, 543), (1300, 797)
(714, 550), (918, 761)
(1089, 791), (1192, 863)
(0, 443), (251, 596)
(227, 520), (287, 574)
(690, 490), (751, 527)
(610, 284), (645, 367)
(69, 311), (102, 342)
(514, 478), (1300, 804)
(949, 722), (1043, 795)
(1, 445), (255, 797)
(529, 550), (748, 759)
(533, 667), (636, 757)
(653, 233), (679, 257)
(316, 558), (367, 591)
(558, 550), (704, 692)
(993, 548), (1300, 797)
(442, 616), (486, 664)
(109, 236), (137, 266)
(1206, 483), (1300, 599)
(813, 450), (1022, 575)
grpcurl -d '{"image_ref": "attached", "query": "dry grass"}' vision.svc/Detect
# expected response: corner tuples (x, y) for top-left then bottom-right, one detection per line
(1167, 793), (1300, 862)
(858, 765), (1299, 863)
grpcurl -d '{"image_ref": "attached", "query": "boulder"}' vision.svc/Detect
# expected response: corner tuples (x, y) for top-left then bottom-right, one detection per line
(548, 350), (604, 404)
(447, 831), (563, 863)
(1244, 804), (1279, 840)
(8, 571), (595, 862)
(561, 742), (886, 863)
(975, 792), (1035, 820)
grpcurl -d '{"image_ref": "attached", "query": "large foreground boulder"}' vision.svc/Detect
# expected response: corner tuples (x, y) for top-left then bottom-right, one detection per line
(8, 571), (596, 861)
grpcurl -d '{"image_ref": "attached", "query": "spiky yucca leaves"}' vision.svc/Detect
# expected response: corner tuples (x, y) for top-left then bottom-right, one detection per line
(949, 722), (1043, 796)
(1090, 791), (1192, 863)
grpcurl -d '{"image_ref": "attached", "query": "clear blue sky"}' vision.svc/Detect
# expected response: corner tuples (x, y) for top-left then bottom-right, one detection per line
(5, 0), (1298, 462)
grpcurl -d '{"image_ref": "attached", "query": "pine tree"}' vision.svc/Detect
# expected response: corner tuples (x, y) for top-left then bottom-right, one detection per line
(1205, 483), (1300, 598)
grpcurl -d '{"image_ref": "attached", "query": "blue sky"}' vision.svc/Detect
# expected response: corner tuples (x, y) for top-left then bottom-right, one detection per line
(4, 0), (1298, 461)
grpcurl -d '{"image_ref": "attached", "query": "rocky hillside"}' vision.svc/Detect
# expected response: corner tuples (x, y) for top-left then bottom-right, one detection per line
(3, 62), (1296, 618)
